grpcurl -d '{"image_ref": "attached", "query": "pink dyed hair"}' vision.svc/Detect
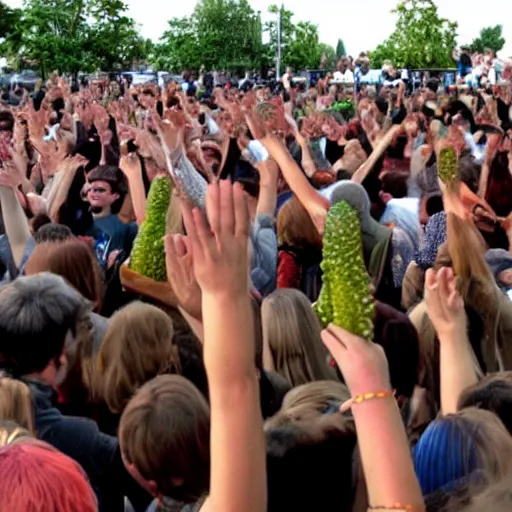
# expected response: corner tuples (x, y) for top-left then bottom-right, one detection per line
(0, 441), (98, 512)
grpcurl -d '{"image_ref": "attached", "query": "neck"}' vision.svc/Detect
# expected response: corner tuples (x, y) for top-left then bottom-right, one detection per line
(92, 207), (111, 220)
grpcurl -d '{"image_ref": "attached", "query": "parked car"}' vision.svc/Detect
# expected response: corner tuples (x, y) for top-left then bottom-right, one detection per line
(122, 71), (157, 86)
(10, 70), (41, 92)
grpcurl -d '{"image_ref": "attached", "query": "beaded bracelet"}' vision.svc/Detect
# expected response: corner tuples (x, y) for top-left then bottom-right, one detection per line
(368, 505), (425, 512)
(353, 389), (395, 405)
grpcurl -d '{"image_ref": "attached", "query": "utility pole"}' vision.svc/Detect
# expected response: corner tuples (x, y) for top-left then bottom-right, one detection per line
(276, 2), (282, 78)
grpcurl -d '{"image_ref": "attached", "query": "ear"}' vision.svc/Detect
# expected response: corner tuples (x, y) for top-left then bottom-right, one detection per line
(125, 462), (159, 497)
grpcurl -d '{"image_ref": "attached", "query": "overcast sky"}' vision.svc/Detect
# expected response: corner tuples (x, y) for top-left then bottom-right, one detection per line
(6, 0), (512, 57)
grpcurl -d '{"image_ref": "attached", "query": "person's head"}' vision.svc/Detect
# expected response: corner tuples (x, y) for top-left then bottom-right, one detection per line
(34, 223), (73, 244)
(485, 249), (512, 290)
(339, 139), (367, 174)
(201, 140), (222, 174)
(0, 440), (98, 512)
(86, 165), (127, 215)
(265, 381), (356, 511)
(119, 375), (210, 503)
(414, 408), (512, 497)
(24, 240), (103, 312)
(337, 58), (348, 72)
(98, 302), (180, 414)
(277, 196), (322, 249)
(0, 274), (91, 387)
(0, 110), (14, 132)
(0, 421), (32, 447)
(458, 373), (512, 434)
(262, 289), (336, 387)
(0, 379), (34, 434)
(360, 58), (370, 74)
(273, 380), (351, 424)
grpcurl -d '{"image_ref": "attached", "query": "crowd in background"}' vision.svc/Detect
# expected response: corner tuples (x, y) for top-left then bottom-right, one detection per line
(1, 55), (512, 512)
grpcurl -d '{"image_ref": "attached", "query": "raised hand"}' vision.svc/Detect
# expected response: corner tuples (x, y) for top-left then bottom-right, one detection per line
(119, 151), (142, 179)
(424, 267), (466, 339)
(321, 324), (391, 398)
(181, 180), (250, 298)
(164, 233), (202, 320)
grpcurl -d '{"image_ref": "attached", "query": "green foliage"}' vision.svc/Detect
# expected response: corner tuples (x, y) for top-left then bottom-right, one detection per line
(470, 25), (505, 54)
(2, 0), (145, 76)
(314, 201), (375, 341)
(153, 1), (333, 73)
(263, 4), (326, 71)
(319, 43), (337, 69)
(130, 175), (172, 282)
(335, 38), (346, 59)
(370, 0), (458, 69)
(153, 0), (263, 73)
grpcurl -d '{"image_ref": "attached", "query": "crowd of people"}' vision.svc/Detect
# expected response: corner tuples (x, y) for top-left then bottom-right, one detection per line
(1, 58), (512, 512)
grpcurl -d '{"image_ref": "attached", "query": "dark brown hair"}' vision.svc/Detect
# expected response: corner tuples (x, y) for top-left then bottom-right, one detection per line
(119, 375), (210, 502)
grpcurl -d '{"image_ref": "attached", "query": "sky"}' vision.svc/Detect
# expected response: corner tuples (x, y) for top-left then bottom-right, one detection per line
(6, 0), (512, 58)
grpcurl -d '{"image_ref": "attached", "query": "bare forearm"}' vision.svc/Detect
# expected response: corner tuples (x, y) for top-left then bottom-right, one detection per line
(299, 140), (317, 178)
(125, 172), (147, 226)
(440, 332), (479, 414)
(261, 135), (326, 212)
(353, 400), (424, 509)
(352, 125), (401, 185)
(256, 172), (278, 218)
(0, 187), (32, 268)
(202, 292), (266, 512)
(478, 162), (490, 199)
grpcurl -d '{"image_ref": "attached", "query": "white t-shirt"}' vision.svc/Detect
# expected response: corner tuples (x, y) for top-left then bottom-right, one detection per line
(333, 69), (355, 84)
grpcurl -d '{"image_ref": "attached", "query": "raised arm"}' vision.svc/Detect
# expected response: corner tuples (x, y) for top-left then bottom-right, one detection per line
(322, 325), (424, 511)
(424, 267), (479, 414)
(182, 180), (266, 512)
(0, 163), (32, 269)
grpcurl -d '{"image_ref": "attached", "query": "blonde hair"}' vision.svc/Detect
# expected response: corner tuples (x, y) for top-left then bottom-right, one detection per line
(0, 379), (35, 434)
(262, 289), (338, 387)
(266, 380), (350, 430)
(97, 302), (180, 413)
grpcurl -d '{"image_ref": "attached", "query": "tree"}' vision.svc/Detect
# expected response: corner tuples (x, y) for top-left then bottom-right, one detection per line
(336, 39), (346, 59)
(2, 0), (145, 76)
(370, 0), (458, 69)
(87, 0), (145, 71)
(319, 43), (337, 69)
(264, 4), (328, 71)
(153, 0), (262, 73)
(470, 25), (505, 54)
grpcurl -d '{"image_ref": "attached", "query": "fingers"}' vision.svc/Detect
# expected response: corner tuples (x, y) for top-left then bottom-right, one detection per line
(326, 324), (368, 348)
(425, 268), (437, 291)
(321, 328), (347, 353)
(437, 267), (451, 306)
(233, 182), (250, 238)
(219, 180), (235, 235)
(181, 201), (201, 251)
(206, 182), (221, 235)
(193, 207), (215, 256)
(173, 234), (187, 258)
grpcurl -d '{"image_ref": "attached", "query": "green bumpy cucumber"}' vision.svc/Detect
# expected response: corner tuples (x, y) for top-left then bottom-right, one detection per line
(129, 175), (172, 282)
(315, 201), (375, 341)
(437, 146), (458, 184)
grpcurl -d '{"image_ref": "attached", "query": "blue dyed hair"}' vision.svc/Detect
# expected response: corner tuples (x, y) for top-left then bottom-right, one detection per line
(413, 416), (480, 496)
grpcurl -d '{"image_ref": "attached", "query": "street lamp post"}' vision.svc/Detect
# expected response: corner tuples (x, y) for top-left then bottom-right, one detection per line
(276, 3), (282, 78)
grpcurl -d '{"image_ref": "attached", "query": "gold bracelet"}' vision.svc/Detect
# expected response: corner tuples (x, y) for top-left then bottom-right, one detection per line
(353, 389), (395, 405)
(369, 504), (425, 512)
